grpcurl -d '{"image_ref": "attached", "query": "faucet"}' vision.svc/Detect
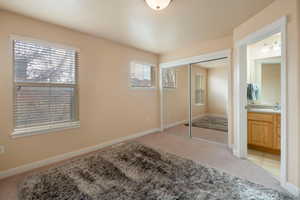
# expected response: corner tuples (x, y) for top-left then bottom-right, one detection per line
(274, 103), (281, 111)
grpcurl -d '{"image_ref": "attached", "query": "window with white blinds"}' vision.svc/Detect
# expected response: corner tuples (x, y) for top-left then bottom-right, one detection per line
(162, 69), (176, 89)
(129, 62), (155, 88)
(13, 39), (79, 136)
(195, 74), (205, 105)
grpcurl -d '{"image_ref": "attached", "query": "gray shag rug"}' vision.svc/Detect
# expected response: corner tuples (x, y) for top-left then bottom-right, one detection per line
(19, 142), (295, 200)
(186, 116), (228, 132)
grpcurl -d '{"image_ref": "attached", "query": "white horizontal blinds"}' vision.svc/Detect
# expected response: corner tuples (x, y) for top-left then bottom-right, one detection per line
(14, 40), (76, 84)
(14, 39), (78, 129)
(15, 87), (75, 128)
(162, 69), (176, 88)
(195, 74), (205, 104)
(130, 63), (155, 87)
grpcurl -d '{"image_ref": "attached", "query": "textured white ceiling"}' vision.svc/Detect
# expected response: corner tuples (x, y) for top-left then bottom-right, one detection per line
(0, 0), (274, 54)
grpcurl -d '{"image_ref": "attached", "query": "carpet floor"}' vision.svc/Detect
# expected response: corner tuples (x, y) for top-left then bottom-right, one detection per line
(166, 125), (228, 145)
(18, 142), (295, 200)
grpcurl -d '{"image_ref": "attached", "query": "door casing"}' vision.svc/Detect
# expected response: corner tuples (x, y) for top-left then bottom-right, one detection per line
(234, 16), (287, 188)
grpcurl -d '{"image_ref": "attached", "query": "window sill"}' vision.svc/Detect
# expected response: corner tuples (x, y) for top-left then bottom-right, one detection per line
(195, 103), (205, 106)
(12, 121), (80, 139)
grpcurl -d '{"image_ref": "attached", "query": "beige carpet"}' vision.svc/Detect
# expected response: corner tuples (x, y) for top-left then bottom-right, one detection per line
(0, 132), (286, 200)
(136, 133), (283, 192)
(164, 124), (228, 145)
(18, 142), (293, 200)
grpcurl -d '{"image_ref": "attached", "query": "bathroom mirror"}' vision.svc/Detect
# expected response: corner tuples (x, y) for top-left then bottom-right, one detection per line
(247, 57), (281, 106)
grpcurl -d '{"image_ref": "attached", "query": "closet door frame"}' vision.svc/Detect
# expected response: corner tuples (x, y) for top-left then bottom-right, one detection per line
(159, 49), (232, 143)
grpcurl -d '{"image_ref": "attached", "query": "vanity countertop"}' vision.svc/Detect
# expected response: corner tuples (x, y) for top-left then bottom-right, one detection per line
(247, 108), (281, 114)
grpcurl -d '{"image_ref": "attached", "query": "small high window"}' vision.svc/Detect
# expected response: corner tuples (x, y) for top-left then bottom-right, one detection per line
(129, 62), (155, 88)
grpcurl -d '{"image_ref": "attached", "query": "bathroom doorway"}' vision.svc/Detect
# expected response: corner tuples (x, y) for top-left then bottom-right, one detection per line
(246, 33), (282, 179)
(234, 17), (287, 185)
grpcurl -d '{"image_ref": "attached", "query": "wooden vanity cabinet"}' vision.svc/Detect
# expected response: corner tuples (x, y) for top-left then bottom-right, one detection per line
(273, 114), (281, 150)
(248, 112), (281, 154)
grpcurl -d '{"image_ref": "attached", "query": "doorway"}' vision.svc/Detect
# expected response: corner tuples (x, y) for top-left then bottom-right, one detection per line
(246, 33), (282, 179)
(234, 17), (287, 185)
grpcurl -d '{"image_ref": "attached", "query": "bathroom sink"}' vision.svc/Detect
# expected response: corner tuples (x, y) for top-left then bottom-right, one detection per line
(247, 108), (281, 114)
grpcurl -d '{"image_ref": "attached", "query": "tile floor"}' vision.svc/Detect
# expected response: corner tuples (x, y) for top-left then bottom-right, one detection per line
(248, 149), (281, 178)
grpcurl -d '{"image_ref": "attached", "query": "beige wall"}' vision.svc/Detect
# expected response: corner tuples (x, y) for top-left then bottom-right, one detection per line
(261, 63), (281, 105)
(159, 35), (233, 62)
(0, 11), (160, 171)
(163, 65), (207, 127)
(163, 65), (189, 126)
(207, 67), (228, 116)
(233, 0), (300, 187)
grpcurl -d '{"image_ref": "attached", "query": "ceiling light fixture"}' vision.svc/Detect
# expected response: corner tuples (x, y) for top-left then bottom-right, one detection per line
(145, 0), (172, 11)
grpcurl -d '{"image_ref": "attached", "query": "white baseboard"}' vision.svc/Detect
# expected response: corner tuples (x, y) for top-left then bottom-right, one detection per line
(165, 114), (206, 129)
(165, 120), (187, 129)
(282, 182), (300, 197)
(0, 128), (160, 180)
(233, 148), (240, 158)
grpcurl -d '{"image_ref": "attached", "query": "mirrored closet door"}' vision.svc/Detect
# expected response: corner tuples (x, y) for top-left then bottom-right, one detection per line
(190, 59), (229, 144)
(161, 58), (229, 145)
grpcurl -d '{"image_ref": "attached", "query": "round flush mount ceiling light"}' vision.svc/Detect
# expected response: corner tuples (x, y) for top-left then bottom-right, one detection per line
(145, 0), (172, 11)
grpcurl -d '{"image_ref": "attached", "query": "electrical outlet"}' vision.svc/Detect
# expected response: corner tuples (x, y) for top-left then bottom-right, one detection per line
(0, 145), (4, 154)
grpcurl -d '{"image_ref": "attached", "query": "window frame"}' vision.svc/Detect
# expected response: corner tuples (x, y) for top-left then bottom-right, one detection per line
(129, 61), (157, 90)
(10, 35), (80, 138)
(195, 73), (205, 106)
